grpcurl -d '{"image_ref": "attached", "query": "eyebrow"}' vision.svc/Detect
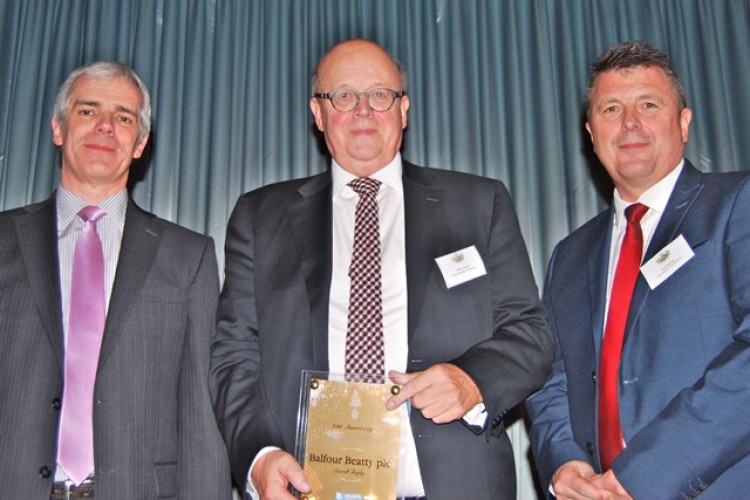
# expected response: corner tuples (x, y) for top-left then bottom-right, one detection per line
(74, 100), (138, 118)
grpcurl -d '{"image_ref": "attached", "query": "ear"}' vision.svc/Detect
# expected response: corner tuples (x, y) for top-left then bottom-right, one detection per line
(679, 107), (692, 143)
(310, 97), (324, 132)
(51, 117), (64, 146)
(585, 121), (594, 142)
(132, 135), (149, 159)
(400, 95), (410, 129)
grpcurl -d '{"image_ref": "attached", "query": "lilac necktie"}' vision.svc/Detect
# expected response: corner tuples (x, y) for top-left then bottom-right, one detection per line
(57, 206), (107, 485)
(345, 178), (385, 382)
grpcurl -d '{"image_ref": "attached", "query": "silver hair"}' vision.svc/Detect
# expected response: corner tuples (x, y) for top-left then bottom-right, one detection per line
(52, 61), (151, 143)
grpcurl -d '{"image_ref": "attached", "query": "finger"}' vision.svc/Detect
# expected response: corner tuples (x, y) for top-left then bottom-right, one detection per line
(386, 370), (419, 410)
(255, 451), (311, 498)
(283, 462), (311, 495)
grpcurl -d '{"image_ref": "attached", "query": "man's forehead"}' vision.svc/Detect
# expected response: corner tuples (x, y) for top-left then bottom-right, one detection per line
(319, 43), (400, 86)
(69, 76), (141, 108)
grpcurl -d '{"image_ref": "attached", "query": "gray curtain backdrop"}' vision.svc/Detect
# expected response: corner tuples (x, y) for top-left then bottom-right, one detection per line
(2, 1), (749, 497)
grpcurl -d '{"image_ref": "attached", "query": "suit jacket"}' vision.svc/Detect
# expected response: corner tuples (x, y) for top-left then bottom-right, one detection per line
(210, 161), (553, 499)
(527, 162), (750, 499)
(0, 194), (232, 499)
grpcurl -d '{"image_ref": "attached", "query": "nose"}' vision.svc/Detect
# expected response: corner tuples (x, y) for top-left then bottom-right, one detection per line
(96, 112), (115, 134)
(622, 106), (641, 131)
(353, 94), (372, 117)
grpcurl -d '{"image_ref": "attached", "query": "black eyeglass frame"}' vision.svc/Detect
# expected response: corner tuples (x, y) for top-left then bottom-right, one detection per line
(313, 88), (406, 112)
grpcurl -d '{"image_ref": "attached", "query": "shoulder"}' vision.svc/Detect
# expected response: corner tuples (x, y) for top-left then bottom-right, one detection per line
(404, 161), (504, 189)
(551, 208), (611, 259)
(699, 169), (750, 196)
(0, 197), (55, 237)
(0, 196), (54, 219)
(236, 172), (329, 204)
(125, 201), (213, 250)
(402, 162), (511, 209)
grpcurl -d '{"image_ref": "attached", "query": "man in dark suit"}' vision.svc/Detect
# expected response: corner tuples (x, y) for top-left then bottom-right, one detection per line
(527, 41), (750, 499)
(0, 62), (231, 498)
(210, 38), (553, 499)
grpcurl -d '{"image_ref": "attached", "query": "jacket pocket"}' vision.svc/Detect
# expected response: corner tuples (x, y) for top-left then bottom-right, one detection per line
(153, 461), (177, 498)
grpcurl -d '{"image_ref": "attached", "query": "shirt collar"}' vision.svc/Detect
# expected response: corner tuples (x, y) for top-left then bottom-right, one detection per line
(612, 159), (684, 230)
(331, 153), (404, 197)
(56, 186), (129, 232)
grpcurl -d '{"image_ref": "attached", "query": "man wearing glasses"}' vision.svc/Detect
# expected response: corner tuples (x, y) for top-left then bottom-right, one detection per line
(210, 38), (552, 499)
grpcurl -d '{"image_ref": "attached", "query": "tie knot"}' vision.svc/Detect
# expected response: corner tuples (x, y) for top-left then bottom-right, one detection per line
(78, 205), (107, 224)
(348, 177), (381, 197)
(625, 203), (648, 224)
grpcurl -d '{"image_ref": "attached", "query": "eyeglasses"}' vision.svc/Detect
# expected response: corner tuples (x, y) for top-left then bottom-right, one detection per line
(313, 87), (406, 112)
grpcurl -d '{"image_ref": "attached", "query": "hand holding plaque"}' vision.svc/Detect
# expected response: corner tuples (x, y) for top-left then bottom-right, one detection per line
(295, 371), (402, 500)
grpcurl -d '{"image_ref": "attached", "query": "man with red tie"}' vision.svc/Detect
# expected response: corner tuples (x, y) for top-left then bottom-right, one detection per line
(527, 41), (750, 498)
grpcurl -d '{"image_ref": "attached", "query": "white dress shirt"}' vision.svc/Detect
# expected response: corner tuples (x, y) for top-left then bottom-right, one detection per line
(329, 153), (425, 497)
(605, 161), (684, 313)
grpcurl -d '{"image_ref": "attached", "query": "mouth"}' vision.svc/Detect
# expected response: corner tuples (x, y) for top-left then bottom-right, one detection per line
(617, 142), (649, 151)
(85, 143), (116, 152)
(351, 128), (377, 137)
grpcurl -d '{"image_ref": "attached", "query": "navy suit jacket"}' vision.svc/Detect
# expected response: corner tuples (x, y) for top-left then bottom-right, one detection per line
(0, 194), (232, 499)
(527, 162), (750, 498)
(210, 161), (553, 499)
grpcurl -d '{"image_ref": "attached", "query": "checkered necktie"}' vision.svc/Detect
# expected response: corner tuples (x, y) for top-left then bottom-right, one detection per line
(345, 178), (384, 382)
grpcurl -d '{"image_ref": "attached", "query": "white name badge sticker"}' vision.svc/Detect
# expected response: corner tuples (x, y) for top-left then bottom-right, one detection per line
(641, 234), (695, 289)
(435, 245), (487, 289)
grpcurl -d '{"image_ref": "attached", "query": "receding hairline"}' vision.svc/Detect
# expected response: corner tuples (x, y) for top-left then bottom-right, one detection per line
(311, 38), (409, 93)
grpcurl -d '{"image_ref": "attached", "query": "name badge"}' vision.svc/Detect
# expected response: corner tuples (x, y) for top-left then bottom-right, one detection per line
(435, 245), (487, 289)
(640, 234), (695, 289)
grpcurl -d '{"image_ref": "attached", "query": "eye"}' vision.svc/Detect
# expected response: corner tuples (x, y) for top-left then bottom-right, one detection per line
(371, 89), (388, 100)
(79, 108), (95, 116)
(335, 89), (353, 100)
(117, 115), (134, 125)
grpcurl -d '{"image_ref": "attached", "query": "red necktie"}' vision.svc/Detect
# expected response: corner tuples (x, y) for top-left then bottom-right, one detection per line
(345, 178), (384, 382)
(598, 203), (648, 471)
(57, 206), (107, 485)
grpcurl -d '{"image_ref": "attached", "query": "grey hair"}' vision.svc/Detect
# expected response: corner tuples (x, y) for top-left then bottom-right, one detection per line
(586, 41), (687, 117)
(53, 61), (151, 143)
(311, 38), (409, 94)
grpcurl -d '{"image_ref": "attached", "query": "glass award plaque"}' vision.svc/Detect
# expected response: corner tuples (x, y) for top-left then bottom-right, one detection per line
(295, 371), (402, 500)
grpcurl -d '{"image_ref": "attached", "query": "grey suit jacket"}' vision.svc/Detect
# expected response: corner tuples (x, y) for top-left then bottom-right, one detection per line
(527, 162), (750, 498)
(0, 194), (232, 499)
(210, 161), (553, 499)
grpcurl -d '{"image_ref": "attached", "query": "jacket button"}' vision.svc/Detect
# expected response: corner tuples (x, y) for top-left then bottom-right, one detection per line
(586, 442), (595, 455)
(592, 371), (597, 384)
(52, 398), (62, 410)
(39, 465), (52, 478)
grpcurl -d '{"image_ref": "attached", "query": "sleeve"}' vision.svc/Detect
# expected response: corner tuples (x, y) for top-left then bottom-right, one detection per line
(178, 236), (233, 498)
(525, 245), (593, 487)
(209, 195), (284, 485)
(451, 180), (555, 435)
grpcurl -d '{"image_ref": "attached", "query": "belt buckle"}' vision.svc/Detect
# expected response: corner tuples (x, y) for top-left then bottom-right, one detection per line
(53, 477), (94, 499)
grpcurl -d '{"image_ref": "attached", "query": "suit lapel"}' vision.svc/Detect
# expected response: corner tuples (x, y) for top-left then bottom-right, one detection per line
(402, 162), (446, 340)
(98, 200), (161, 368)
(14, 196), (64, 366)
(587, 212), (614, 355)
(287, 172), (332, 371)
(627, 163), (704, 335)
